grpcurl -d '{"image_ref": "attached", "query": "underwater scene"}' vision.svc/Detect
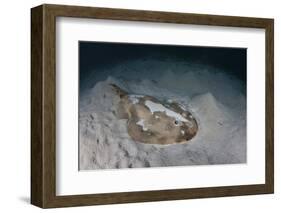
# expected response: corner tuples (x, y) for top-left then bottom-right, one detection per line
(79, 41), (247, 170)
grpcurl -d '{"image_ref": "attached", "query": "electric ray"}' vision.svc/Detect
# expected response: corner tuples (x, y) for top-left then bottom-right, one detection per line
(111, 84), (198, 145)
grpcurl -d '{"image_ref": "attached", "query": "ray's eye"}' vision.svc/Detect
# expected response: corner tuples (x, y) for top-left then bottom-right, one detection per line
(174, 120), (179, 125)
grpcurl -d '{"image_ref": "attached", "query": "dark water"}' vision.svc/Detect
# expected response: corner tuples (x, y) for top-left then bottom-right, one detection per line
(79, 41), (246, 93)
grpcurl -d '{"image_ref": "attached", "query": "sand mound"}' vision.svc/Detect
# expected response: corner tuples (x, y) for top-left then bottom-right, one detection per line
(79, 71), (246, 170)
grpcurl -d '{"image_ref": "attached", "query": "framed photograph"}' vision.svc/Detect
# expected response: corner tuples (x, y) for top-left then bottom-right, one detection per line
(31, 4), (274, 208)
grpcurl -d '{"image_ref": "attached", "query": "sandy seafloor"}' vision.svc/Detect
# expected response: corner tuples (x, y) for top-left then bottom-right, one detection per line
(79, 59), (246, 170)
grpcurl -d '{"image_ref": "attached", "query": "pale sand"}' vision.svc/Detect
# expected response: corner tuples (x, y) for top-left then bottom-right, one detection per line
(79, 69), (246, 170)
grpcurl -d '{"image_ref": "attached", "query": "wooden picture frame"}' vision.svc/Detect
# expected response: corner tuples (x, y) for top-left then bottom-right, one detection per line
(31, 4), (274, 208)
